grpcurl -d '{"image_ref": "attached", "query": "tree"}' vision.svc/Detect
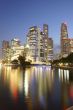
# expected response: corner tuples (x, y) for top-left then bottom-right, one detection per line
(11, 59), (18, 64)
(18, 55), (26, 65)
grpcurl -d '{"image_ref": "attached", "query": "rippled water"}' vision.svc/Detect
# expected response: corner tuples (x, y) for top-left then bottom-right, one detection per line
(0, 64), (73, 110)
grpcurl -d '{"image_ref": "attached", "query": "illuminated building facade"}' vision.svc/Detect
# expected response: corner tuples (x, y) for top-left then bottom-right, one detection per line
(43, 24), (53, 61)
(48, 38), (53, 60)
(27, 26), (42, 62)
(11, 46), (24, 61)
(39, 32), (45, 62)
(2, 40), (10, 60)
(68, 38), (73, 53)
(2, 38), (25, 62)
(61, 23), (69, 56)
(2, 40), (10, 49)
(11, 38), (20, 47)
(9, 38), (25, 61)
(43, 37), (53, 61)
(43, 24), (49, 61)
(43, 24), (48, 37)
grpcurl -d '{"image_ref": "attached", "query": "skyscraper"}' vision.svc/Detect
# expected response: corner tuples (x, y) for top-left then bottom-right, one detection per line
(43, 24), (49, 62)
(43, 24), (53, 61)
(27, 26), (41, 62)
(48, 38), (53, 60)
(43, 24), (48, 37)
(61, 23), (69, 56)
(61, 23), (68, 38)
(2, 40), (10, 59)
(2, 40), (10, 49)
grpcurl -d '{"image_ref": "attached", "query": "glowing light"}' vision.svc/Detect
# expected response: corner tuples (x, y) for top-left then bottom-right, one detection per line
(24, 72), (29, 97)
(64, 70), (69, 82)
(14, 38), (19, 41)
(18, 74), (23, 93)
(59, 69), (63, 82)
(10, 69), (18, 100)
(0, 63), (2, 69)
(25, 44), (30, 48)
(64, 70), (67, 81)
(30, 27), (35, 31)
(67, 70), (69, 82)
(58, 69), (61, 80)
(61, 69), (63, 82)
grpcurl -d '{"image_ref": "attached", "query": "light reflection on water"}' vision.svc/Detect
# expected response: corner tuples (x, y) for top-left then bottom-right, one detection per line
(0, 65), (73, 110)
(58, 69), (69, 83)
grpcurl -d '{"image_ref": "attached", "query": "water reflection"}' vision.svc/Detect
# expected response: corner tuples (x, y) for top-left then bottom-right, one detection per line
(0, 65), (73, 110)
(58, 69), (69, 82)
(24, 66), (54, 110)
(2, 66), (23, 100)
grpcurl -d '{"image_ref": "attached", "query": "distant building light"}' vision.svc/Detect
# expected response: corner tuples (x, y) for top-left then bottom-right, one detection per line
(30, 28), (35, 31)
(14, 38), (19, 41)
(25, 44), (30, 48)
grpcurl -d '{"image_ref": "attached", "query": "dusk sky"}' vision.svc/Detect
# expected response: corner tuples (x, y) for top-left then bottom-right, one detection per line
(0, 0), (73, 46)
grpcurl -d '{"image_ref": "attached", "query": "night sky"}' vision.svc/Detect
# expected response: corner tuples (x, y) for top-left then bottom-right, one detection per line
(0, 0), (73, 46)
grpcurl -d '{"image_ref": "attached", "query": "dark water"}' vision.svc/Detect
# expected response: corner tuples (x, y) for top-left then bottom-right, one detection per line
(0, 64), (73, 110)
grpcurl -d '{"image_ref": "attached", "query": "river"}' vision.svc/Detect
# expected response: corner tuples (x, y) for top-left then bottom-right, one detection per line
(0, 64), (73, 110)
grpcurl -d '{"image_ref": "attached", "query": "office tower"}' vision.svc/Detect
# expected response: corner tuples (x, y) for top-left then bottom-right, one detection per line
(43, 24), (53, 61)
(43, 24), (49, 62)
(43, 24), (48, 37)
(40, 32), (45, 61)
(2, 40), (10, 49)
(61, 23), (68, 38)
(27, 26), (41, 62)
(48, 38), (53, 60)
(43, 36), (53, 62)
(61, 23), (69, 56)
(2, 40), (10, 60)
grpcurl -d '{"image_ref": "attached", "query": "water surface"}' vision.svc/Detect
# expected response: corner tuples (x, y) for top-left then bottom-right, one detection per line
(0, 65), (73, 110)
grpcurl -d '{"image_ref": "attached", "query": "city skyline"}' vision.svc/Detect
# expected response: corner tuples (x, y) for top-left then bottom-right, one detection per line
(0, 0), (73, 46)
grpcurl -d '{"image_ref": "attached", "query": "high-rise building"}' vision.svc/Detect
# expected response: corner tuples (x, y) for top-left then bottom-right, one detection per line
(2, 40), (10, 60)
(43, 24), (49, 62)
(43, 24), (53, 61)
(27, 26), (42, 62)
(61, 23), (69, 56)
(48, 38), (53, 60)
(61, 23), (68, 38)
(2, 40), (10, 49)
(40, 32), (45, 61)
(43, 36), (53, 61)
(43, 24), (48, 37)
